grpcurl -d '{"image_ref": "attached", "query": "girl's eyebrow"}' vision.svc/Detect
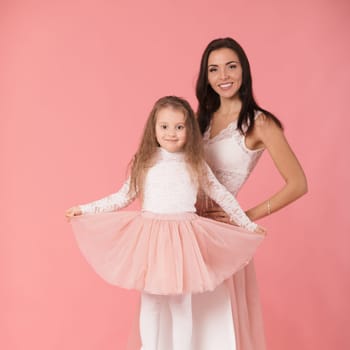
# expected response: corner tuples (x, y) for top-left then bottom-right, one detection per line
(208, 60), (239, 67)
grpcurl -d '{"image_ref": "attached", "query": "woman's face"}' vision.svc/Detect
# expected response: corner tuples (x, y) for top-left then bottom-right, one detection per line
(207, 48), (243, 100)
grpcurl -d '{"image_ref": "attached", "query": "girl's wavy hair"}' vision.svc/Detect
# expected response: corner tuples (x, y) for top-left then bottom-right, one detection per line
(196, 37), (282, 134)
(129, 96), (206, 196)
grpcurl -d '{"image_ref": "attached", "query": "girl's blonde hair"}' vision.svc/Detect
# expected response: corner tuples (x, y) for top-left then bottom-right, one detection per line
(129, 96), (205, 196)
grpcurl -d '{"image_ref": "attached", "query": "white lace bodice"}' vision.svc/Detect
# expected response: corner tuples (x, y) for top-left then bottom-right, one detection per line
(79, 148), (257, 231)
(203, 117), (264, 196)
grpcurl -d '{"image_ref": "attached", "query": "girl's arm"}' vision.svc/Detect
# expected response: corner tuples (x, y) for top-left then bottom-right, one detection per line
(201, 164), (262, 232)
(245, 115), (308, 220)
(66, 177), (136, 218)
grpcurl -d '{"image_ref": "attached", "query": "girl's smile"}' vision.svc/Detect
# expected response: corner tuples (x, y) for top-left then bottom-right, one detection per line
(155, 107), (187, 153)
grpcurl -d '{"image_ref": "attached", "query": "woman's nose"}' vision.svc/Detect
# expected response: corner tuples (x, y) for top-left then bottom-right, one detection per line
(219, 68), (229, 80)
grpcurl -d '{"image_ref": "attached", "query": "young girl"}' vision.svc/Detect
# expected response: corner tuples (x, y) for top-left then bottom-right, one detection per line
(66, 95), (265, 350)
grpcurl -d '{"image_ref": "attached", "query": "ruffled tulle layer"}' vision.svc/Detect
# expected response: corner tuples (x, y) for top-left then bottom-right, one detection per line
(71, 211), (263, 295)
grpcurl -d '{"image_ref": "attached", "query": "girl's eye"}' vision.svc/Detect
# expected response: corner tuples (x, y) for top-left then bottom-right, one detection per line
(160, 125), (167, 129)
(176, 125), (185, 130)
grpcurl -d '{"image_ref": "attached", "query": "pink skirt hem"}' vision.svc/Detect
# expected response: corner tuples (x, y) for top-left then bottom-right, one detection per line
(71, 211), (264, 295)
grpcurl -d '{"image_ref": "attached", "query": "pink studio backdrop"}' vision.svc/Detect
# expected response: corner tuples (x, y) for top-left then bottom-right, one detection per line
(1, 0), (349, 349)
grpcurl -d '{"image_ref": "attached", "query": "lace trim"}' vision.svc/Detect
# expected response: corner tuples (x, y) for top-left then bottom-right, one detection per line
(203, 113), (265, 155)
(203, 120), (236, 143)
(212, 169), (247, 196)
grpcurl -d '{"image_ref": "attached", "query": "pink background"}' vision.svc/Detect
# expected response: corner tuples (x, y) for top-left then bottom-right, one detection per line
(1, 0), (349, 349)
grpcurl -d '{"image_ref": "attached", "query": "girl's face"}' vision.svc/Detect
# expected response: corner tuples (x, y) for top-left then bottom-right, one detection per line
(207, 48), (243, 100)
(155, 107), (187, 153)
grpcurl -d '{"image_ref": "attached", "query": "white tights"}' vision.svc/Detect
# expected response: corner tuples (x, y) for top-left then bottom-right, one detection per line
(140, 292), (192, 350)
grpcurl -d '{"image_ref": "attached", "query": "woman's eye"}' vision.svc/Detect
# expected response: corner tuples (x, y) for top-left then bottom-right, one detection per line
(208, 67), (217, 73)
(229, 64), (237, 69)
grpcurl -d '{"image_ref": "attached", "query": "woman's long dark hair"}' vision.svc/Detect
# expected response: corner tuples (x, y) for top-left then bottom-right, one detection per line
(196, 37), (282, 134)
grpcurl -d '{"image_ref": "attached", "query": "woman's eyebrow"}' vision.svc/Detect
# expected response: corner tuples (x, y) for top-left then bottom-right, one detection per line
(208, 60), (239, 67)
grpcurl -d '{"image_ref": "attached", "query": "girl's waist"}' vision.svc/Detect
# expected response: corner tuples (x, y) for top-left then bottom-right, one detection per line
(140, 211), (198, 221)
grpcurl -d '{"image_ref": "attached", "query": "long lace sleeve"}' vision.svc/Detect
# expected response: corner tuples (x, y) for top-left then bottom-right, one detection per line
(79, 177), (136, 214)
(201, 164), (257, 231)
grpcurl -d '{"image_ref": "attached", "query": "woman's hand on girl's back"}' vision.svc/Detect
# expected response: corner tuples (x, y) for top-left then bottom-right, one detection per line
(201, 204), (266, 235)
(201, 205), (231, 223)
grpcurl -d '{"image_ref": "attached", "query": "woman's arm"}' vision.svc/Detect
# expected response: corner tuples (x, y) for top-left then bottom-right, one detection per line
(245, 115), (308, 220)
(202, 115), (307, 223)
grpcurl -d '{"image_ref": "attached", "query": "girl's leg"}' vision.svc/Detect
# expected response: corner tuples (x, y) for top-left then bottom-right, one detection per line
(168, 294), (193, 350)
(140, 293), (163, 350)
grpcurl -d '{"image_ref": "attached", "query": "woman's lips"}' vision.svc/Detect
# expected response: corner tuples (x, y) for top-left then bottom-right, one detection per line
(218, 82), (233, 90)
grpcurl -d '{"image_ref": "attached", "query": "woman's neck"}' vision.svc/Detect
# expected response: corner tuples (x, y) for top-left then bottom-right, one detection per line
(216, 96), (242, 119)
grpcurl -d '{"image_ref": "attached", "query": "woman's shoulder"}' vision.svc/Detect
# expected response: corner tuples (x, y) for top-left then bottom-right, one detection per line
(254, 110), (282, 129)
(252, 111), (284, 145)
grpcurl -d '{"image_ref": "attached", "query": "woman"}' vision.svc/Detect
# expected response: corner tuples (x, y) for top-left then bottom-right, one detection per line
(129, 37), (307, 350)
(190, 37), (308, 350)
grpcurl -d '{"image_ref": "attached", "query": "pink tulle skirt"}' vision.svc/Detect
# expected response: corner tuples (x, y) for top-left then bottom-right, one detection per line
(71, 211), (264, 295)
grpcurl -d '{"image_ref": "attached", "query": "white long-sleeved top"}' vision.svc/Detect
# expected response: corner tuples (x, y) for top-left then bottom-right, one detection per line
(79, 148), (257, 231)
